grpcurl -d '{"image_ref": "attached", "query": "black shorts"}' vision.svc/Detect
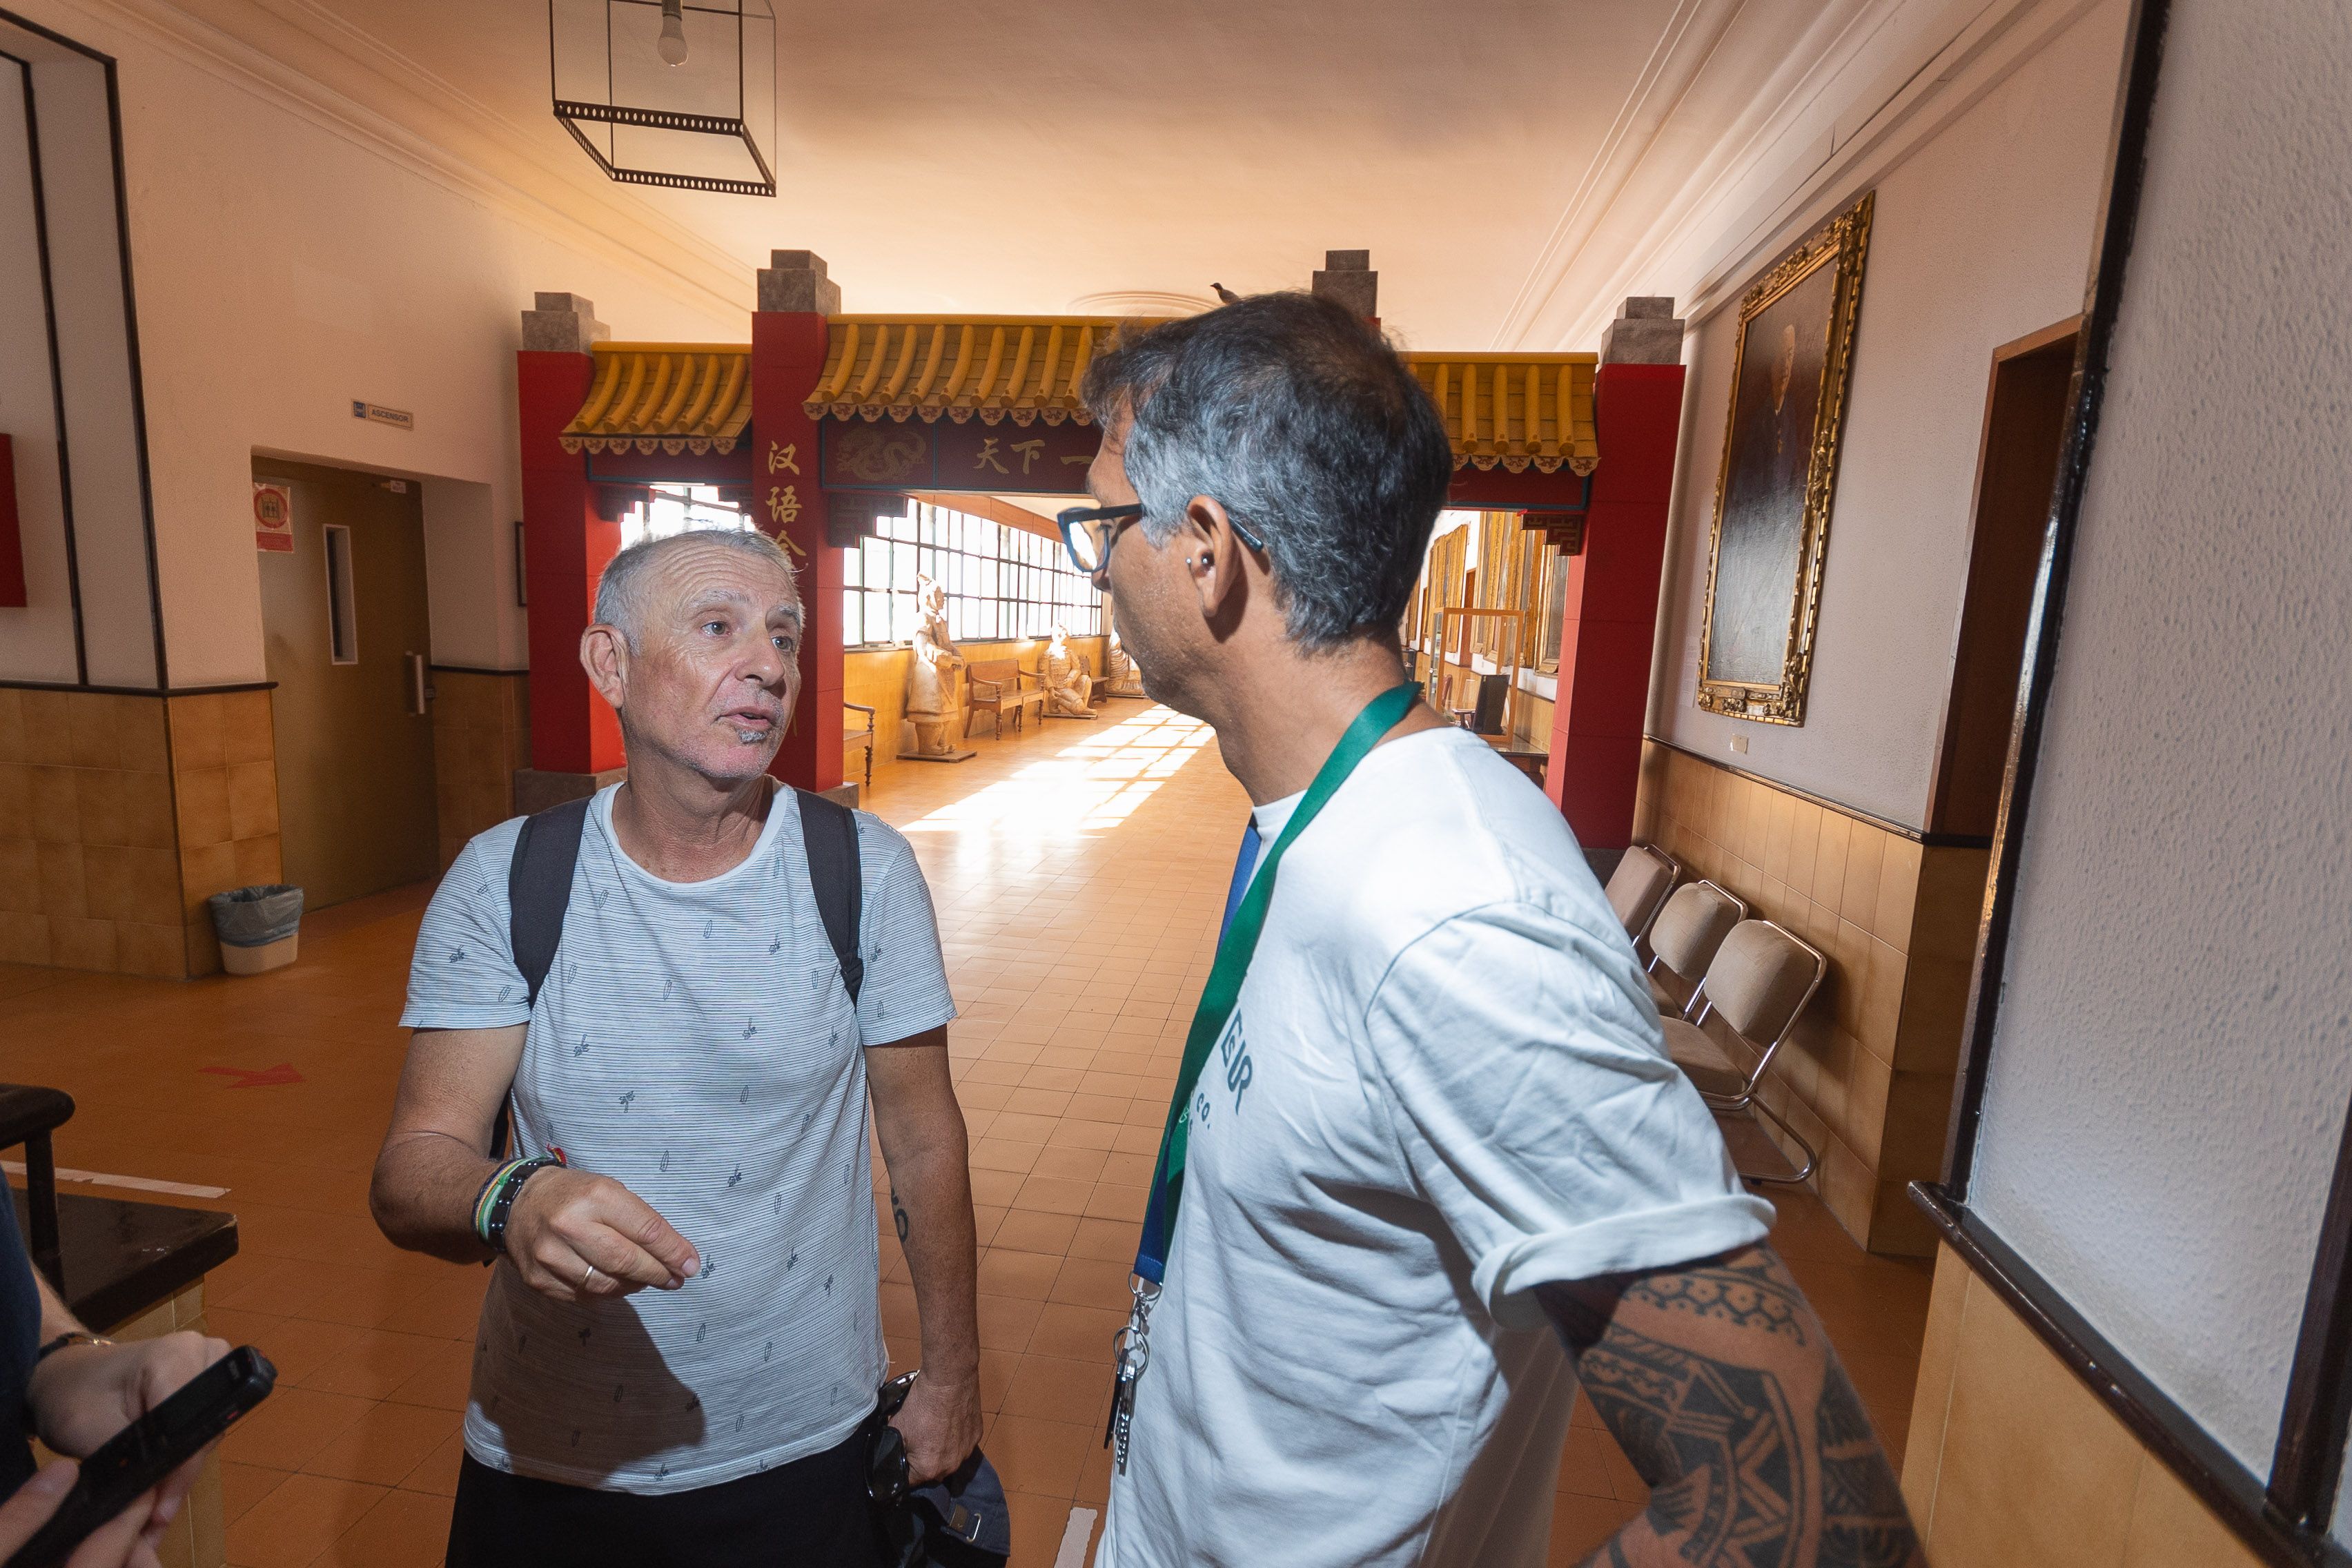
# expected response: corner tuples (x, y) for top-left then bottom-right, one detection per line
(446, 1430), (878, 1568)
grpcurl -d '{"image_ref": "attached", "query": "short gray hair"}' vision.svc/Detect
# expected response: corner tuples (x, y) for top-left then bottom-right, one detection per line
(1081, 292), (1453, 649)
(594, 527), (800, 651)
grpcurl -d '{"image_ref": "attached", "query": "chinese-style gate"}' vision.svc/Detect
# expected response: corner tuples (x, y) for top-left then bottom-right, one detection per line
(513, 252), (1685, 859)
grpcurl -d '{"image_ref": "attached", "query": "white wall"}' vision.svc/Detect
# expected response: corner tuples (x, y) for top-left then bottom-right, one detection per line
(1970, 0), (2352, 1482)
(7, 0), (749, 686)
(1648, 0), (2128, 827)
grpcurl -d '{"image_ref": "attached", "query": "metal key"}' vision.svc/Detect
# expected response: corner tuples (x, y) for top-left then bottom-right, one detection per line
(1104, 1275), (1160, 1474)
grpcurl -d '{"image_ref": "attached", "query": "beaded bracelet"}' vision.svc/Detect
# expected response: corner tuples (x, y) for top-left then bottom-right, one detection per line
(474, 1153), (565, 1256)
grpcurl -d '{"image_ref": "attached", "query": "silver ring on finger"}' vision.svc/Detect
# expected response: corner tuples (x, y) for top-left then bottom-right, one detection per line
(580, 1262), (598, 1290)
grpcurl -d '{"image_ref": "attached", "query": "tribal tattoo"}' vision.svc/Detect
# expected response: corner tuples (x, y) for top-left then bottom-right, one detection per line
(1540, 1248), (1923, 1568)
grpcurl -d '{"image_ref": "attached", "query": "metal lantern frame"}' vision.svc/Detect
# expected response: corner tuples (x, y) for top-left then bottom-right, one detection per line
(548, 0), (776, 197)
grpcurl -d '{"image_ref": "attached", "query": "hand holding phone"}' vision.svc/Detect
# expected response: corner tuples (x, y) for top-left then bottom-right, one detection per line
(3, 1346), (275, 1568)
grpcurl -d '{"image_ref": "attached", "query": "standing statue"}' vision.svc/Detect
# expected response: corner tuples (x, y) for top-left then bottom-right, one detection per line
(1103, 624), (1145, 697)
(902, 575), (966, 756)
(1039, 625), (1096, 718)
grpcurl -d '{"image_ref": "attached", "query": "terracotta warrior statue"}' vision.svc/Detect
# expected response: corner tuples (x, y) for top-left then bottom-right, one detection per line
(1039, 625), (1095, 718)
(903, 575), (964, 755)
(1103, 624), (1144, 697)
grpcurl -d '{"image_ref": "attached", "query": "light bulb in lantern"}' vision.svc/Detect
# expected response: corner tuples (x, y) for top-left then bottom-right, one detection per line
(657, 0), (688, 66)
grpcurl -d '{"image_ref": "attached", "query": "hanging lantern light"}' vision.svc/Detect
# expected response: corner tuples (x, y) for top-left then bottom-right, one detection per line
(548, 0), (777, 196)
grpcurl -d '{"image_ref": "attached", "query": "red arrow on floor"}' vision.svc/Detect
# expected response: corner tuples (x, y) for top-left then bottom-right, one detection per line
(199, 1064), (304, 1089)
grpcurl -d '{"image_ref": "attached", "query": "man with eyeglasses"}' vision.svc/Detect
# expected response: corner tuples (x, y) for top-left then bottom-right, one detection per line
(1070, 293), (1921, 1568)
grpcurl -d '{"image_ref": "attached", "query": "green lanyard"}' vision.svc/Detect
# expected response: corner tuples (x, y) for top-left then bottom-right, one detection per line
(1131, 681), (1421, 1284)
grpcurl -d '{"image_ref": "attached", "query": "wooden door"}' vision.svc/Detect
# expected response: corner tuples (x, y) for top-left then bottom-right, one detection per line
(253, 458), (438, 910)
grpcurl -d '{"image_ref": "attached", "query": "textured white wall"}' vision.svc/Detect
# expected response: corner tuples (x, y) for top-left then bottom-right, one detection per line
(1650, 0), (2127, 827)
(1971, 0), (2352, 1480)
(8, 0), (746, 685)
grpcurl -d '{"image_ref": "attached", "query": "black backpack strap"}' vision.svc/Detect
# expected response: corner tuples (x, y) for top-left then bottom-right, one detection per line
(795, 787), (865, 1008)
(493, 796), (590, 1156)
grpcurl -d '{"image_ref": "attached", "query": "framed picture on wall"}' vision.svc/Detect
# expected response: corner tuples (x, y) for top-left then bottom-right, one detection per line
(1696, 190), (1874, 725)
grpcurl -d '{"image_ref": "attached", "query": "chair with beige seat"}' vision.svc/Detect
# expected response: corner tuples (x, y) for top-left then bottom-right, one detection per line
(1643, 879), (1747, 1018)
(1602, 843), (1678, 943)
(1660, 918), (1827, 1185)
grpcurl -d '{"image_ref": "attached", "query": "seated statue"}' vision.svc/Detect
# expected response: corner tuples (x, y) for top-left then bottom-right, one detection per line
(1103, 627), (1145, 696)
(1039, 625), (1095, 718)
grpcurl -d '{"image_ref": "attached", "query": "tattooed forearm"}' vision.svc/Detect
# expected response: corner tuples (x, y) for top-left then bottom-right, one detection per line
(890, 1185), (910, 1244)
(1541, 1246), (1923, 1568)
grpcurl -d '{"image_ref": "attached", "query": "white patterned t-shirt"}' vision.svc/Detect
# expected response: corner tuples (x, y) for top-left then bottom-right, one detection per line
(398, 783), (955, 1493)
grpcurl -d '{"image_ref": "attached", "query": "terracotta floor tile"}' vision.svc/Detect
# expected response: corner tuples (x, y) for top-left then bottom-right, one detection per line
(1044, 1119), (1121, 1152)
(970, 1137), (1044, 1174)
(1029, 1146), (1109, 1183)
(977, 1248), (1064, 1302)
(1001, 1353), (1115, 1429)
(977, 1347), (1020, 1413)
(968, 1168), (1027, 1208)
(382, 1338), (476, 1412)
(1011, 1175), (1095, 1216)
(395, 1428), (467, 1498)
(1068, 1218), (1138, 1264)
(1549, 1489), (1647, 1565)
(990, 1209), (1081, 1257)
(226, 1473), (389, 1568)
(1003, 1087), (1075, 1117)
(300, 1398), (461, 1487)
(983, 1111), (1062, 1145)
(314, 1485), (451, 1567)
(1025, 1303), (1126, 1365)
(220, 1460), (292, 1526)
(223, 1386), (377, 1474)
(299, 1329), (447, 1402)
(976, 1293), (1047, 1353)
(1050, 1255), (1137, 1313)
(1019, 1065), (1088, 1092)
(983, 1414), (1094, 1499)
(1006, 1490), (1090, 1568)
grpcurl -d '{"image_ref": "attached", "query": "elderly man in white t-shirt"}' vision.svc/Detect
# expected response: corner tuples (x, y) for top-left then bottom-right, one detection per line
(1064, 294), (1924, 1568)
(369, 529), (979, 1567)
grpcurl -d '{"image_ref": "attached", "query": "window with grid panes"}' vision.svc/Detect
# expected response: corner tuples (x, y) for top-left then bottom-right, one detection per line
(841, 500), (1104, 647)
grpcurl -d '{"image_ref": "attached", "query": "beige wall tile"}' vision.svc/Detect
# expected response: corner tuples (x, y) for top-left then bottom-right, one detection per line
(1841, 825), (1887, 932)
(1900, 1242), (1972, 1529)
(1819, 1133), (1874, 1240)
(1763, 791), (1795, 882)
(2120, 1451), (2265, 1568)
(175, 766), (233, 849)
(28, 767), (79, 844)
(119, 920), (187, 979)
(1913, 846), (1992, 963)
(232, 835), (283, 886)
(1833, 919), (1871, 1035)
(1846, 1046), (1893, 1166)
(180, 841), (239, 917)
(1927, 1271), (2140, 1568)
(1895, 953), (1975, 1073)
(1859, 934), (1907, 1062)
(1877, 837), (1924, 953)
(1867, 1179), (1938, 1257)
(168, 694), (225, 771)
(0, 689), (23, 764)
(221, 692), (275, 766)
(82, 843), (137, 921)
(0, 763), (27, 825)
(1814, 811), (1852, 914)
(226, 761), (280, 839)
(19, 692), (77, 766)
(119, 698), (172, 774)
(77, 767), (135, 847)
(68, 694), (125, 768)
(1786, 800), (1822, 901)
(121, 768), (177, 850)
(35, 841), (84, 917)
(0, 910), (48, 965)
(184, 919), (220, 979)
(50, 915), (119, 972)
(126, 846), (182, 925)
(0, 838), (36, 914)
(1880, 1070), (1955, 1185)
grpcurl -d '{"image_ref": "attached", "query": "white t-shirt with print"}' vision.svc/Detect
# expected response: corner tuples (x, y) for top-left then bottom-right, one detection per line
(1097, 725), (1772, 1568)
(399, 784), (955, 1493)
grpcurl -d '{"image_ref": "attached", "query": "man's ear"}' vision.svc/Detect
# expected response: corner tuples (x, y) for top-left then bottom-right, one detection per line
(1181, 495), (1251, 623)
(581, 624), (629, 712)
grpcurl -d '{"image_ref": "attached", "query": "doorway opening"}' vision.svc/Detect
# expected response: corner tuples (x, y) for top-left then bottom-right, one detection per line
(253, 457), (438, 911)
(1929, 318), (2081, 839)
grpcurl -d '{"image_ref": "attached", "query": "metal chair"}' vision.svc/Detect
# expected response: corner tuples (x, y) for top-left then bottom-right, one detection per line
(1660, 919), (1827, 1185)
(1645, 879), (1747, 1018)
(1603, 843), (1679, 941)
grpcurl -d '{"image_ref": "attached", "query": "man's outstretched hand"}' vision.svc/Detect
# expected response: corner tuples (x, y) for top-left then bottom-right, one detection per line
(504, 1166), (703, 1302)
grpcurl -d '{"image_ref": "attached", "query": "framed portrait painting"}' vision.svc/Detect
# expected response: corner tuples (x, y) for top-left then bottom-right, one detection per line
(1696, 190), (1874, 725)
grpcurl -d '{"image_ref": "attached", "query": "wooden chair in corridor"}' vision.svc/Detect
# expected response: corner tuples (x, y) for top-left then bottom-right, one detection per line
(966, 658), (1046, 738)
(843, 702), (876, 790)
(1659, 918), (1827, 1185)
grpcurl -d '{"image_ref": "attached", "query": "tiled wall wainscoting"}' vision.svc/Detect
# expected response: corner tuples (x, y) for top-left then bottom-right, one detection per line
(1632, 741), (1989, 1254)
(845, 636), (1112, 758)
(0, 687), (282, 979)
(430, 669), (530, 868)
(1901, 1243), (2262, 1567)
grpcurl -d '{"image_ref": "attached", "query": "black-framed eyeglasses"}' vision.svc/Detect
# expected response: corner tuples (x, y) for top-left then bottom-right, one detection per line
(1055, 503), (1267, 581)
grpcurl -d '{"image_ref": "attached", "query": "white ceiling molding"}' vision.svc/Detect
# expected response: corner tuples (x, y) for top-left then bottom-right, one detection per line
(1500, 0), (2109, 352)
(31, 0), (755, 322)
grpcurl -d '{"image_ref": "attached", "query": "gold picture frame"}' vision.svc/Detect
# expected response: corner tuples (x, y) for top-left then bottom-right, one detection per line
(1696, 190), (1874, 725)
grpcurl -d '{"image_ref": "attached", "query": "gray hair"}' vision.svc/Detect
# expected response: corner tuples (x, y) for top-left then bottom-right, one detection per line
(1080, 292), (1454, 648)
(594, 527), (800, 651)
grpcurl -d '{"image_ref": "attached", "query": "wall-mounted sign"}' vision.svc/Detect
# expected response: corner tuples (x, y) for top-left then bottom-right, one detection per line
(817, 417), (1098, 496)
(351, 400), (414, 431)
(253, 482), (295, 553)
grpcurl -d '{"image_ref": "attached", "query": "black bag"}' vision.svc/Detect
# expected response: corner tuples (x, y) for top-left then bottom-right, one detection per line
(492, 787), (865, 1155)
(863, 1373), (1011, 1568)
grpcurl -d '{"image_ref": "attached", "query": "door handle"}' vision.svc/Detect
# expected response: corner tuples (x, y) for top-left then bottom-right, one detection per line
(405, 651), (428, 716)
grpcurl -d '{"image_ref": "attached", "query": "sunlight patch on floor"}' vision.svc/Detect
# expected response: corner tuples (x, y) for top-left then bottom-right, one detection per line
(900, 706), (1217, 838)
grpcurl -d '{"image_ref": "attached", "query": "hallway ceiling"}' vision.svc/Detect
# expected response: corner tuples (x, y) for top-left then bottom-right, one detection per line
(164, 0), (1931, 348)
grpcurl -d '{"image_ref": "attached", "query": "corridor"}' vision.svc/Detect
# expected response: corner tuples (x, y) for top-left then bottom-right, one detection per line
(1, 705), (1930, 1568)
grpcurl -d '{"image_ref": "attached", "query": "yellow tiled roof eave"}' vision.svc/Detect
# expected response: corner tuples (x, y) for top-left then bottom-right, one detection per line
(559, 342), (754, 456)
(1404, 353), (1600, 476)
(803, 316), (1171, 427)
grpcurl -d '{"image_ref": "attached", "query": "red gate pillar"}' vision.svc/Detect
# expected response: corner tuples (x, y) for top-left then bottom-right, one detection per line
(1544, 302), (1687, 863)
(516, 293), (627, 799)
(750, 253), (844, 796)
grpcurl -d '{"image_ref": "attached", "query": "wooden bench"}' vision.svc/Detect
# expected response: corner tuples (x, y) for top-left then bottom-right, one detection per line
(966, 659), (1046, 738)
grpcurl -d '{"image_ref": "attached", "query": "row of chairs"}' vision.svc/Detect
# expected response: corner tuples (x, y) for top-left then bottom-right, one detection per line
(1605, 845), (1827, 1186)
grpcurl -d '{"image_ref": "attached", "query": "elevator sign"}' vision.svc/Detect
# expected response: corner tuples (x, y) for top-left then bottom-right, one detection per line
(253, 482), (294, 553)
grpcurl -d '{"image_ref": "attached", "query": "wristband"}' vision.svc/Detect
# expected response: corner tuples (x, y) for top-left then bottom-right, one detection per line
(475, 1153), (565, 1256)
(32, 1333), (111, 1366)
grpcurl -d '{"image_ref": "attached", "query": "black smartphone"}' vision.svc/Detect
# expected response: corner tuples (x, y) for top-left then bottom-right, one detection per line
(5, 1345), (277, 1568)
